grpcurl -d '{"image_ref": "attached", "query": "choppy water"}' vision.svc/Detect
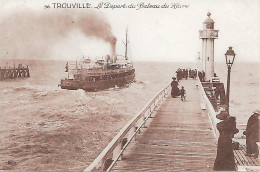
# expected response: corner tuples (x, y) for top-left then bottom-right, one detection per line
(0, 60), (259, 125)
(214, 62), (260, 124)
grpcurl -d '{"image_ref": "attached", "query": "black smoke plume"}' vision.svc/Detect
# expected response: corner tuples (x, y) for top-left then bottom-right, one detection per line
(0, 9), (116, 59)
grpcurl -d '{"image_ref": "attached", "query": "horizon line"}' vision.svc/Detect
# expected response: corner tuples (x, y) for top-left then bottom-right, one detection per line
(0, 58), (259, 64)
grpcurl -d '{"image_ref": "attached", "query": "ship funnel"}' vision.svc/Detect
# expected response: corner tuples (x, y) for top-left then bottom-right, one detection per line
(105, 55), (110, 62)
(110, 37), (117, 63)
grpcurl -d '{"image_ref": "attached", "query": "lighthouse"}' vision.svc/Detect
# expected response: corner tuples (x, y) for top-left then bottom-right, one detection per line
(199, 12), (218, 81)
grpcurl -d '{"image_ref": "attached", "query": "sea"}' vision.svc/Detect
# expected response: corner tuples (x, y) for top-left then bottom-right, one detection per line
(0, 60), (259, 124)
(0, 59), (259, 170)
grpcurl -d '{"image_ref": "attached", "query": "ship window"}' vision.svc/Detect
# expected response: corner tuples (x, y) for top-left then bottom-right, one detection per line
(207, 57), (209, 61)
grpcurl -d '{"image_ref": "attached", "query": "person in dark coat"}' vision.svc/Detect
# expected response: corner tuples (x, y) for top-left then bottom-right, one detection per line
(180, 86), (186, 101)
(185, 69), (188, 79)
(215, 85), (220, 100)
(202, 71), (205, 82)
(176, 69), (182, 81)
(214, 116), (239, 171)
(171, 77), (179, 98)
(188, 68), (191, 78)
(243, 110), (260, 157)
(182, 69), (185, 78)
(198, 71), (202, 81)
(190, 70), (196, 79)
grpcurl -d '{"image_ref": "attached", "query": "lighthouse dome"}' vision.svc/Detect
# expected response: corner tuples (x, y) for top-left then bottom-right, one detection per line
(203, 12), (215, 23)
(203, 12), (215, 29)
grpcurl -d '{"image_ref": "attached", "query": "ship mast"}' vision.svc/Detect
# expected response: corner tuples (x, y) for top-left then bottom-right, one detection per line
(125, 28), (128, 60)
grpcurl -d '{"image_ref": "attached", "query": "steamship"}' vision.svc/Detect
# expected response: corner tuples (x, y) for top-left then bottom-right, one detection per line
(60, 31), (135, 91)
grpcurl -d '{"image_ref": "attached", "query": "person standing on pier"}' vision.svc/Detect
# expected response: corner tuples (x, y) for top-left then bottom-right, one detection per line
(176, 69), (182, 81)
(243, 110), (260, 158)
(180, 86), (186, 101)
(171, 77), (178, 98)
(198, 71), (203, 81)
(202, 71), (205, 82)
(214, 116), (239, 171)
(185, 69), (188, 79)
(183, 69), (186, 79)
(215, 85), (220, 100)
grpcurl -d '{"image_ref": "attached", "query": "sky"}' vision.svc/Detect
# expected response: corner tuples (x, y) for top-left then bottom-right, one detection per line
(0, 0), (259, 62)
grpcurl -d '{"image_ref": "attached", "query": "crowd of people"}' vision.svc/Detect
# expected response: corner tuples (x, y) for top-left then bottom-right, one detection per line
(176, 68), (197, 81)
(171, 68), (199, 101)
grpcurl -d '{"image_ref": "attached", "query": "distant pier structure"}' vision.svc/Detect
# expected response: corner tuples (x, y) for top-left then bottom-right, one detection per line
(0, 64), (30, 81)
(199, 12), (219, 81)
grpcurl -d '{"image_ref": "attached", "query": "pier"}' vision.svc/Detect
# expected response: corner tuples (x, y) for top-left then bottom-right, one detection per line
(86, 78), (260, 171)
(112, 79), (217, 171)
(86, 79), (217, 171)
(0, 64), (30, 81)
(85, 12), (260, 172)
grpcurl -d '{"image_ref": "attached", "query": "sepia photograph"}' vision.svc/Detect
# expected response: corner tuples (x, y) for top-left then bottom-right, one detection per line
(0, 0), (259, 171)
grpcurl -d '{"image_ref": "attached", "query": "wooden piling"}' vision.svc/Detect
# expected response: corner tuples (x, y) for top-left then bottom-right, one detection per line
(26, 65), (30, 77)
(0, 63), (30, 81)
(0, 67), (2, 81)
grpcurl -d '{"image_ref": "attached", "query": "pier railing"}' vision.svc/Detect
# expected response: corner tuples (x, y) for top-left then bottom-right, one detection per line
(85, 83), (171, 171)
(197, 78), (220, 140)
(198, 78), (260, 169)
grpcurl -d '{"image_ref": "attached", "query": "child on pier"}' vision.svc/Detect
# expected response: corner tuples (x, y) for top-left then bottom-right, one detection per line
(180, 86), (186, 101)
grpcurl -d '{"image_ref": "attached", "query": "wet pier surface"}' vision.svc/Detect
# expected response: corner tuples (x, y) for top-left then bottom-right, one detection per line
(113, 80), (217, 171)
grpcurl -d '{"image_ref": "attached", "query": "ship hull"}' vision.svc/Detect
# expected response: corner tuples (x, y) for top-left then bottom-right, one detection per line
(60, 79), (83, 90)
(60, 73), (135, 91)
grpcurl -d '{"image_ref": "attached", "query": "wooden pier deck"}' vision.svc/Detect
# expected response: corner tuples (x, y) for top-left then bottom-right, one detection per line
(113, 80), (217, 171)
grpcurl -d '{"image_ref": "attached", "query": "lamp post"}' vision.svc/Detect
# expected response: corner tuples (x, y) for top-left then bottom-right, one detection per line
(225, 47), (236, 116)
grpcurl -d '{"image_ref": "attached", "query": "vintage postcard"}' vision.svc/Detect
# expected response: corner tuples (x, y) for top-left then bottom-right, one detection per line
(0, 0), (259, 171)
